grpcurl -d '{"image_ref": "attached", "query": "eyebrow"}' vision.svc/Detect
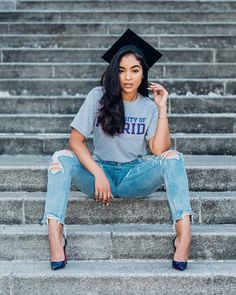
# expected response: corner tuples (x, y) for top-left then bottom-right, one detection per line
(119, 65), (141, 69)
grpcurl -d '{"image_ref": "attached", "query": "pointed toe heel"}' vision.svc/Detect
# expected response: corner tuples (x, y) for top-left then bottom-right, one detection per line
(51, 260), (66, 271)
(51, 235), (68, 271)
(172, 235), (177, 251)
(172, 235), (188, 271)
(172, 260), (188, 271)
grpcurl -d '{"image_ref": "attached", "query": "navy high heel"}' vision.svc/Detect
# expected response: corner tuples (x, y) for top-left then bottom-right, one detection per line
(51, 235), (68, 271)
(172, 235), (188, 271)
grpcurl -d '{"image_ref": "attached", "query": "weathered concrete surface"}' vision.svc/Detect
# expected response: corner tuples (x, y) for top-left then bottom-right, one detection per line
(0, 191), (236, 225)
(0, 224), (235, 260)
(0, 260), (235, 295)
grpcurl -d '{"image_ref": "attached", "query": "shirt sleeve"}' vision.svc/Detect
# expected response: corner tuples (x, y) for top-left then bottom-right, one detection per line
(70, 88), (98, 139)
(145, 105), (158, 141)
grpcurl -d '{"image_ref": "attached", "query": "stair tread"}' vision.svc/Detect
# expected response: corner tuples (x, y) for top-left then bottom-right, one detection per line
(4, 10), (236, 13)
(0, 190), (236, 199)
(1, 132), (236, 137)
(0, 154), (235, 168)
(1, 33), (236, 36)
(0, 259), (235, 276)
(1, 223), (236, 235)
(2, 21), (236, 25)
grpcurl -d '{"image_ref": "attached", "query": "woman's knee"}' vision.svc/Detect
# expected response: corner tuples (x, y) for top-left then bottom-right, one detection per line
(160, 149), (183, 160)
(48, 149), (75, 175)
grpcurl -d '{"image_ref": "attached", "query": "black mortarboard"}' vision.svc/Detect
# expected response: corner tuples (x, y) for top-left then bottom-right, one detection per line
(101, 28), (163, 69)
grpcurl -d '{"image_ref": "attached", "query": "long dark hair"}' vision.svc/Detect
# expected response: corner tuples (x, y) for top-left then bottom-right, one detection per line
(98, 45), (149, 137)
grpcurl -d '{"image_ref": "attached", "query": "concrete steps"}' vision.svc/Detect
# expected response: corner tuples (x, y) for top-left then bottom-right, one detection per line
(0, 191), (235, 225)
(1, 34), (236, 48)
(1, 62), (236, 79)
(1, 48), (233, 63)
(1, 133), (236, 155)
(0, 155), (235, 191)
(1, 22), (236, 35)
(0, 224), (235, 260)
(0, 95), (235, 114)
(0, 260), (235, 295)
(1, 11), (236, 23)
(0, 113), (235, 133)
(1, 47), (211, 63)
(0, 48), (231, 64)
(13, 0), (236, 12)
(0, 78), (233, 95)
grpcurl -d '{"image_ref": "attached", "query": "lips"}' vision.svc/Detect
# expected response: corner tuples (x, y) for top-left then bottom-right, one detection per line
(124, 84), (133, 87)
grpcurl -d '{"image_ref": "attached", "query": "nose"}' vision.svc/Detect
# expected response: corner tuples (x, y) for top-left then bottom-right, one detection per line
(125, 72), (132, 80)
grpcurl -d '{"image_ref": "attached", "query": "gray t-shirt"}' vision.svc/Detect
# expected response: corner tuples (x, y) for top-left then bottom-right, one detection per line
(70, 86), (158, 163)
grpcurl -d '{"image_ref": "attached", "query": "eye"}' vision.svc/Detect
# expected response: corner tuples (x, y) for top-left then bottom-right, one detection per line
(119, 69), (124, 73)
(133, 69), (139, 73)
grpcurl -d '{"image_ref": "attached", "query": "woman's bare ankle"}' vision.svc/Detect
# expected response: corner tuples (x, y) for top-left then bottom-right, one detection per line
(48, 219), (65, 261)
(174, 235), (191, 261)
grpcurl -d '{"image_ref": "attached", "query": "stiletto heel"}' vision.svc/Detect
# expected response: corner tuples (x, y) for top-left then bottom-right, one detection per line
(51, 235), (68, 271)
(64, 236), (68, 265)
(172, 235), (188, 271)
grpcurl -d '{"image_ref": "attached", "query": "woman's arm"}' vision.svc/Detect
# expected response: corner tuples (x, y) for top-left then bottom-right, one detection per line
(147, 82), (171, 155)
(69, 128), (112, 206)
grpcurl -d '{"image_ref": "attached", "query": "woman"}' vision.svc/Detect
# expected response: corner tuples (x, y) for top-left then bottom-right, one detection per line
(41, 29), (193, 271)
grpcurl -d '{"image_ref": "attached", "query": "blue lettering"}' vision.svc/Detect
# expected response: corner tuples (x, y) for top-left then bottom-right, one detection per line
(123, 123), (130, 134)
(131, 123), (136, 134)
(137, 123), (145, 134)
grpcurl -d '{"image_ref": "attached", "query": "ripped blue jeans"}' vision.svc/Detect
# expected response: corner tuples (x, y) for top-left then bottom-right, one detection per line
(41, 149), (193, 234)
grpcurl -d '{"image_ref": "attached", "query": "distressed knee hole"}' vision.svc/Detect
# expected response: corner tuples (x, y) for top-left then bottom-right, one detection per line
(161, 150), (180, 160)
(49, 162), (62, 174)
(49, 149), (74, 175)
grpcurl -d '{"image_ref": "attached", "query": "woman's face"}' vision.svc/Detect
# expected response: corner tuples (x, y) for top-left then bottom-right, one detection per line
(119, 53), (143, 97)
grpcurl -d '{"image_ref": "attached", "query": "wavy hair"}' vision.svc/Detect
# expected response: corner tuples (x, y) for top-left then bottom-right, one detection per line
(98, 45), (149, 137)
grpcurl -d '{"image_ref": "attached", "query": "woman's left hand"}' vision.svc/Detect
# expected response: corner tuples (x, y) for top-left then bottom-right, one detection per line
(147, 82), (168, 107)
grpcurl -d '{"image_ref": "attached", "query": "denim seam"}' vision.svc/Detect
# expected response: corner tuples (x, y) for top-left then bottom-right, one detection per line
(173, 212), (193, 233)
(160, 154), (185, 217)
(162, 170), (178, 215)
(161, 155), (193, 231)
(175, 211), (193, 223)
(52, 155), (74, 223)
(41, 212), (64, 225)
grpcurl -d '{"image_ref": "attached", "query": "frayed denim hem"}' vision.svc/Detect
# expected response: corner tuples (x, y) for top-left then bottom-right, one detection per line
(40, 213), (67, 238)
(172, 212), (193, 234)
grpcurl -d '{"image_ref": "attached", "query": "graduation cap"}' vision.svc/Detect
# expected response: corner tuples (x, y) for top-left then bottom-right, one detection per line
(101, 28), (163, 69)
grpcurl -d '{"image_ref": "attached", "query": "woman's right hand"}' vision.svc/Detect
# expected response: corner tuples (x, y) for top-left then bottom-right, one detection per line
(94, 171), (112, 206)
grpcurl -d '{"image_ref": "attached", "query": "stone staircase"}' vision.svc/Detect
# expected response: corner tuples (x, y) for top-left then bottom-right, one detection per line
(0, 0), (236, 294)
